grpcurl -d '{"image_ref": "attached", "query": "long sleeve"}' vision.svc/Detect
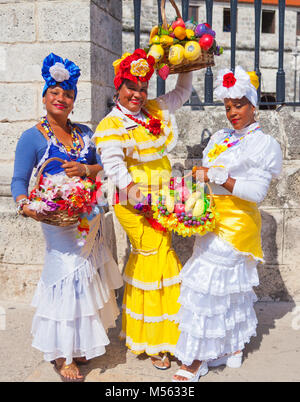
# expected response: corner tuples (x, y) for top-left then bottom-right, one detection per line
(11, 128), (47, 201)
(156, 72), (193, 114)
(100, 146), (132, 190)
(232, 136), (282, 203)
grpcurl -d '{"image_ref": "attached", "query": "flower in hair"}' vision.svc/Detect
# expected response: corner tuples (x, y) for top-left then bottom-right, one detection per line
(42, 53), (81, 98)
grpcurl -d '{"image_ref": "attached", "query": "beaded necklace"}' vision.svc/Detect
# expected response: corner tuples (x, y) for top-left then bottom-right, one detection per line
(41, 116), (83, 160)
(208, 125), (260, 162)
(116, 104), (162, 136)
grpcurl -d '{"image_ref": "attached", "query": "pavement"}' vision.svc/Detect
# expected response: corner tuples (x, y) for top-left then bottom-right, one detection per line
(0, 300), (299, 383)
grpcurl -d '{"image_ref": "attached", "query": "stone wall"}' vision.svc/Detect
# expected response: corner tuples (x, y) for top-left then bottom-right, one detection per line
(0, 0), (122, 301)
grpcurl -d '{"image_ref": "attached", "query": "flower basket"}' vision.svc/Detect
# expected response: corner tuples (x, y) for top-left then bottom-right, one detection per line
(29, 157), (100, 227)
(152, 177), (219, 237)
(147, 0), (222, 78)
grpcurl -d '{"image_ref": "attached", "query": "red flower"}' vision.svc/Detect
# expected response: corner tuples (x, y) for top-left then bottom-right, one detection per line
(223, 72), (236, 88)
(114, 49), (155, 90)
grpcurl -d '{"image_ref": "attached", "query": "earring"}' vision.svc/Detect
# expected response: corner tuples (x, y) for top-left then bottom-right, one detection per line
(254, 108), (260, 121)
(113, 93), (119, 104)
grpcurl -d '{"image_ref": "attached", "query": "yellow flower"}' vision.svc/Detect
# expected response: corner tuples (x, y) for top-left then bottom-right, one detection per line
(130, 59), (150, 77)
(207, 144), (227, 162)
(112, 52), (131, 75)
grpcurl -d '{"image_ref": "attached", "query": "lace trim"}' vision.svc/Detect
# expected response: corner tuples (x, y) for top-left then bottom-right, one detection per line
(122, 305), (177, 323)
(123, 274), (181, 290)
(119, 332), (176, 356)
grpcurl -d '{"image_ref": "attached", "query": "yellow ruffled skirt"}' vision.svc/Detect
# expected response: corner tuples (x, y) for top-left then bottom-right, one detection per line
(114, 203), (182, 356)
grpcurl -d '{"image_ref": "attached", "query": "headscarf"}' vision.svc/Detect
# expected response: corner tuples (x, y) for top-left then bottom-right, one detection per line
(113, 49), (155, 91)
(42, 53), (81, 100)
(214, 66), (259, 106)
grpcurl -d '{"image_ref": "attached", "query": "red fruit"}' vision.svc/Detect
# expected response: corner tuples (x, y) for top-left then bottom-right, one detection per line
(204, 23), (211, 29)
(174, 204), (185, 214)
(158, 64), (170, 80)
(171, 17), (185, 30)
(199, 34), (214, 51)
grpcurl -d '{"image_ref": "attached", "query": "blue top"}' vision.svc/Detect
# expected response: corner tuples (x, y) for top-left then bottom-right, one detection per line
(11, 124), (102, 201)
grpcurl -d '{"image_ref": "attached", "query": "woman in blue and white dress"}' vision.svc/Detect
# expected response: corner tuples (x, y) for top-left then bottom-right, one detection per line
(11, 53), (123, 381)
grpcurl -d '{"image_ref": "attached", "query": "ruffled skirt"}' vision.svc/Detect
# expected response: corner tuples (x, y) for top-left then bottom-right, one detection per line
(175, 232), (259, 365)
(31, 214), (123, 364)
(114, 203), (182, 356)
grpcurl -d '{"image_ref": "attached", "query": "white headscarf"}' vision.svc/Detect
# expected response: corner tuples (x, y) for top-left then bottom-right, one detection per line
(214, 66), (258, 106)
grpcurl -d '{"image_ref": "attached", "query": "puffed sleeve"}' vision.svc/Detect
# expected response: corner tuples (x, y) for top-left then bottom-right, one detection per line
(156, 72), (193, 114)
(92, 117), (133, 190)
(232, 135), (283, 203)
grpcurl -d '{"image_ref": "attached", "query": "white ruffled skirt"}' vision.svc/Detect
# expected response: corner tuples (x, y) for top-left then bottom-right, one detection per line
(31, 213), (123, 364)
(174, 232), (259, 366)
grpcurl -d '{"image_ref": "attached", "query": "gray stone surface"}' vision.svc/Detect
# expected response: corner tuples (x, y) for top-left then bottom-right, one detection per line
(0, 300), (299, 382)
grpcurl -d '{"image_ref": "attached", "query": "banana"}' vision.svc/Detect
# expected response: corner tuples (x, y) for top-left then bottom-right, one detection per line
(184, 192), (202, 212)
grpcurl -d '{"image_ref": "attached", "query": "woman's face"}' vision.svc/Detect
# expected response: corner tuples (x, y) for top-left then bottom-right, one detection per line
(117, 79), (148, 113)
(224, 97), (256, 130)
(43, 85), (75, 119)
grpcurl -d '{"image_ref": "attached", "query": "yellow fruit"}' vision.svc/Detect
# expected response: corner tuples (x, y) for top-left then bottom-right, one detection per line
(148, 44), (164, 62)
(168, 44), (184, 65)
(151, 35), (161, 44)
(160, 34), (174, 46)
(149, 25), (159, 44)
(166, 193), (175, 213)
(185, 192), (202, 212)
(174, 26), (186, 40)
(184, 41), (201, 61)
(186, 29), (195, 40)
(192, 199), (205, 217)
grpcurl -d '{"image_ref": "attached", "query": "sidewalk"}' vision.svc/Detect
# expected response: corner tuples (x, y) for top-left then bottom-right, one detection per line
(0, 300), (299, 382)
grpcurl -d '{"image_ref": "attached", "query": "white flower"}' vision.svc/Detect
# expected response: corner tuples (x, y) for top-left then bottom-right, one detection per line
(49, 62), (70, 82)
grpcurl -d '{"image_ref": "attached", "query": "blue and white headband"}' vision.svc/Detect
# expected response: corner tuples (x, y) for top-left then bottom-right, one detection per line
(41, 53), (81, 100)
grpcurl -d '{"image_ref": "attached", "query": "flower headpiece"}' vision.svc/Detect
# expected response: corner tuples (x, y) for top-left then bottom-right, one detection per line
(113, 49), (155, 90)
(214, 66), (259, 106)
(42, 53), (81, 100)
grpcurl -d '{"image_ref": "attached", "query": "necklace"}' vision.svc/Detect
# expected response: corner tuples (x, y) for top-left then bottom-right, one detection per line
(208, 125), (260, 162)
(41, 116), (83, 160)
(116, 104), (162, 136)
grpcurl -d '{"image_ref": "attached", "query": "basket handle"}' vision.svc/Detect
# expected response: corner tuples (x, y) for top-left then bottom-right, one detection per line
(182, 172), (215, 209)
(161, 0), (182, 31)
(35, 157), (66, 187)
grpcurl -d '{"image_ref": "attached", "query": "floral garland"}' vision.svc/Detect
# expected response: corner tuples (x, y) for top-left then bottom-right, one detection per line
(207, 125), (261, 162)
(151, 177), (219, 237)
(116, 105), (162, 136)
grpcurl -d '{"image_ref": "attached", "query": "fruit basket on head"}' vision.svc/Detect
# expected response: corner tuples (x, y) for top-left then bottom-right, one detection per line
(151, 175), (219, 237)
(147, 0), (223, 79)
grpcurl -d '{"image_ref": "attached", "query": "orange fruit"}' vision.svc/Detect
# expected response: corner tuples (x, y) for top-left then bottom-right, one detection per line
(174, 26), (186, 40)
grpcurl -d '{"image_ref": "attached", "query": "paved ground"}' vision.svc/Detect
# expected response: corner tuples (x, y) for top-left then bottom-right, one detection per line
(0, 300), (299, 383)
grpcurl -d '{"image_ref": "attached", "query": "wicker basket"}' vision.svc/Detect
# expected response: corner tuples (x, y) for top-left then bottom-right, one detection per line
(159, 0), (215, 74)
(34, 157), (80, 227)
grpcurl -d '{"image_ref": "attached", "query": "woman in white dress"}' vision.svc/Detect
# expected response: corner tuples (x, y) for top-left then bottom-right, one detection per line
(172, 66), (282, 382)
(11, 53), (123, 381)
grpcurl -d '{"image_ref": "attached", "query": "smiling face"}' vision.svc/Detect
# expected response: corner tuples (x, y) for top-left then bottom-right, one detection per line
(224, 97), (256, 130)
(43, 85), (75, 120)
(117, 79), (148, 113)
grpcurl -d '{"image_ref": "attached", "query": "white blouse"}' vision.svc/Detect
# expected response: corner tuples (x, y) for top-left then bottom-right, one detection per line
(99, 72), (193, 190)
(202, 122), (283, 203)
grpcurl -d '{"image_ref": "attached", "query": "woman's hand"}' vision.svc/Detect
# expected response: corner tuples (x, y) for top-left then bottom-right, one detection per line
(192, 166), (209, 182)
(22, 204), (60, 222)
(62, 161), (86, 178)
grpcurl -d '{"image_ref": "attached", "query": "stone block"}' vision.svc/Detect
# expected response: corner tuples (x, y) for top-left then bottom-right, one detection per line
(260, 209), (283, 265)
(92, 0), (122, 22)
(0, 263), (42, 302)
(0, 3), (35, 43)
(255, 264), (296, 302)
(0, 42), (91, 83)
(0, 198), (45, 266)
(37, 1), (90, 42)
(283, 209), (300, 266)
(91, 2), (122, 55)
(0, 84), (38, 122)
(0, 121), (36, 162)
(283, 110), (300, 160)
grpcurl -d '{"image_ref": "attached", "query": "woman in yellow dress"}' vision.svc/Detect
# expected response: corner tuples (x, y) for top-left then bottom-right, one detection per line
(92, 49), (192, 369)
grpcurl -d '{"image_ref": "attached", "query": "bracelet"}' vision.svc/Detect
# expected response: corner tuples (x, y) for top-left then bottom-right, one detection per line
(16, 198), (30, 217)
(83, 164), (90, 177)
(207, 165), (229, 185)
